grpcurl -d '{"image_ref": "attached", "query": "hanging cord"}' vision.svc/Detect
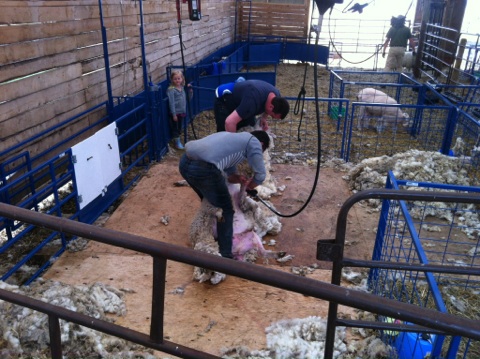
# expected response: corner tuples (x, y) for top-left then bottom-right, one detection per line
(251, 6), (326, 218)
(176, 0), (186, 78)
(327, 9), (382, 65)
(120, 0), (127, 96)
(294, 65), (308, 142)
(404, 0), (414, 17)
(293, 61), (308, 121)
(175, 0), (198, 141)
(340, 0), (355, 13)
(293, 0), (318, 142)
(341, 0), (375, 14)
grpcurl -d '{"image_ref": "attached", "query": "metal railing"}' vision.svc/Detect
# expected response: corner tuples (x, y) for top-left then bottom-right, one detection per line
(1, 189), (480, 358)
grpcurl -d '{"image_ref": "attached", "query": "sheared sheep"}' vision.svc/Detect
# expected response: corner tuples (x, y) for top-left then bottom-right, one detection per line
(402, 51), (415, 71)
(189, 198), (227, 285)
(189, 182), (287, 285)
(356, 88), (411, 133)
(230, 182), (285, 261)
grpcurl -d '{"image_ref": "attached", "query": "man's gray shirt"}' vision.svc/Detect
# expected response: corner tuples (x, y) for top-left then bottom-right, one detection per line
(185, 132), (266, 186)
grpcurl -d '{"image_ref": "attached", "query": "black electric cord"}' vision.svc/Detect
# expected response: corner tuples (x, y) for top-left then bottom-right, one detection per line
(176, 0), (198, 141)
(293, 0), (319, 142)
(174, 0), (323, 219)
(252, 5), (326, 218)
(294, 85), (307, 142)
(328, 1), (413, 66)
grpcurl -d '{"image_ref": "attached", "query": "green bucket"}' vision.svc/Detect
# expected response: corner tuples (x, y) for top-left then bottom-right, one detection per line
(329, 106), (346, 120)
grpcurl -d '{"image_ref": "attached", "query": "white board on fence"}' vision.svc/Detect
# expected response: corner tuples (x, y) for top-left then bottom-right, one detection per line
(71, 122), (121, 210)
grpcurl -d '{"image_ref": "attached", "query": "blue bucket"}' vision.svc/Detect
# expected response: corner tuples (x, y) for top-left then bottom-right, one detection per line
(395, 330), (436, 359)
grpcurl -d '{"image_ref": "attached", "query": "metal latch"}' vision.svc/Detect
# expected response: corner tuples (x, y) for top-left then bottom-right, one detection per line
(316, 239), (342, 262)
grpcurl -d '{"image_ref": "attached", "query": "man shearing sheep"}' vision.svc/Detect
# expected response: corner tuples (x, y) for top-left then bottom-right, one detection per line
(179, 130), (270, 259)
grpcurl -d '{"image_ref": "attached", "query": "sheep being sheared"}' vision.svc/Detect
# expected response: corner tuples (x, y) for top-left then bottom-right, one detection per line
(237, 126), (277, 199)
(189, 182), (287, 285)
(189, 198), (227, 285)
(230, 182), (284, 261)
(356, 87), (411, 133)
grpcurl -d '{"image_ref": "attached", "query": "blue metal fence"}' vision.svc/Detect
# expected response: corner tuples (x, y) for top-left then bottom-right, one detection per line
(327, 70), (480, 187)
(2, 42), (480, 287)
(369, 171), (480, 358)
(0, 150), (76, 285)
(0, 40), (327, 285)
(451, 110), (480, 169)
(329, 71), (423, 100)
(0, 92), (153, 284)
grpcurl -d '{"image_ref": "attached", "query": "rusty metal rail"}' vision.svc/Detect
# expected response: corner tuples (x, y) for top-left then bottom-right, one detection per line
(1, 188), (480, 358)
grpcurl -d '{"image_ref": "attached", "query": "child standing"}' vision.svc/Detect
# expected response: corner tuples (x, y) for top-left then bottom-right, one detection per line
(167, 70), (192, 150)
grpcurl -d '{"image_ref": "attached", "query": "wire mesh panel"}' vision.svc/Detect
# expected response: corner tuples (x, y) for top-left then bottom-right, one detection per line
(369, 172), (480, 358)
(437, 84), (480, 105)
(0, 152), (76, 285)
(450, 110), (480, 177)
(329, 70), (423, 104)
(271, 98), (349, 164)
(412, 104), (454, 150)
(344, 103), (454, 163)
(328, 69), (430, 162)
(434, 83), (480, 122)
(187, 97), (350, 165)
(329, 70), (403, 99)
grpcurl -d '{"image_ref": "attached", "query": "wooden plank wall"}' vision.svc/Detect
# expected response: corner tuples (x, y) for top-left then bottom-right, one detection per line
(237, 2), (310, 40)
(0, 0), (235, 163)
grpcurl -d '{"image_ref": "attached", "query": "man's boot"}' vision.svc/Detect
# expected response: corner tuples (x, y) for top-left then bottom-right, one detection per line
(174, 137), (184, 150)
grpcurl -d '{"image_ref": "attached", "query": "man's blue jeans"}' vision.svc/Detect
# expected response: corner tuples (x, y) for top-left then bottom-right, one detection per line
(213, 94), (255, 132)
(179, 154), (234, 258)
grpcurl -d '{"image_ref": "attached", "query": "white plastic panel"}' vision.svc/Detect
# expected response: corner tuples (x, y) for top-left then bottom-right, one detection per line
(72, 122), (121, 209)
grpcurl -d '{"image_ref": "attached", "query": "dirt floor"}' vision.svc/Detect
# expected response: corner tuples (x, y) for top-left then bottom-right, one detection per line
(7, 63), (479, 358)
(43, 150), (380, 357)
(40, 63), (383, 357)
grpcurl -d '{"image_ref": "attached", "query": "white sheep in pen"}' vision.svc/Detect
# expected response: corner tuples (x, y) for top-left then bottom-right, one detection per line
(356, 87), (411, 133)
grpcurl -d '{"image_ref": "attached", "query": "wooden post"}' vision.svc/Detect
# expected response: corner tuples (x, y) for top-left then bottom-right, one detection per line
(413, 21), (426, 79)
(440, 0), (467, 65)
(450, 38), (467, 84)
(412, 0), (432, 79)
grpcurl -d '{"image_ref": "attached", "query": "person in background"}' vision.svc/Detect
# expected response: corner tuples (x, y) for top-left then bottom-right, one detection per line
(179, 130), (270, 259)
(215, 76), (245, 98)
(382, 15), (416, 71)
(214, 79), (289, 133)
(167, 70), (192, 150)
